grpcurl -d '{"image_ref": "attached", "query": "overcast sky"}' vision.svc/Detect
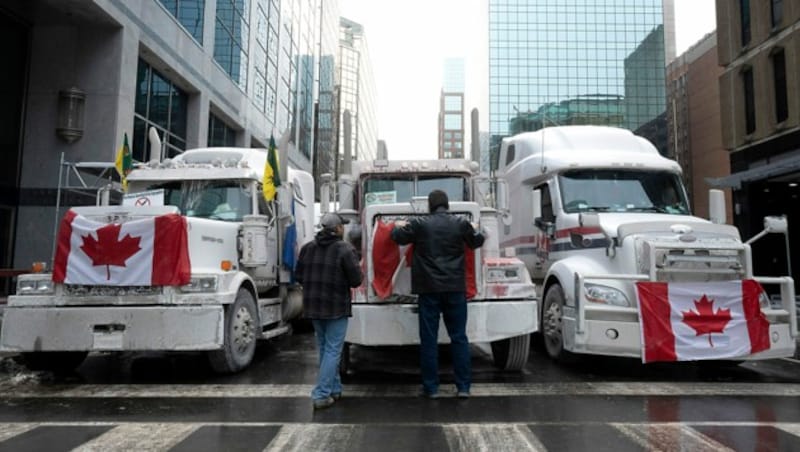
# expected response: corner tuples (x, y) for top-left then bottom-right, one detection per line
(341, 0), (718, 160)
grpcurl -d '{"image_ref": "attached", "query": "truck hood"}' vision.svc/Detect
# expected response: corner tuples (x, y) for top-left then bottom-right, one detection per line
(582, 212), (741, 242)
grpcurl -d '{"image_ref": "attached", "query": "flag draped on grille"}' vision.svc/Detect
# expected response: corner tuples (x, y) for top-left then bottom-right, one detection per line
(53, 210), (191, 286)
(635, 280), (770, 363)
(262, 135), (281, 201)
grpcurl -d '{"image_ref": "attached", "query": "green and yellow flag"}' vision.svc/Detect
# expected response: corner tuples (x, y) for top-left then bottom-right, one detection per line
(262, 135), (281, 201)
(115, 133), (132, 192)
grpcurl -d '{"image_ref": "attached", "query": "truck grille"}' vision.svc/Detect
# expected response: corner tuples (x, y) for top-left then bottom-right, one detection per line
(637, 242), (747, 283)
(63, 285), (163, 297)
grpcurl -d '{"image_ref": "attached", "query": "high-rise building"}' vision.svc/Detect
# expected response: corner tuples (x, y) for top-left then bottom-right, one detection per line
(667, 32), (731, 223)
(339, 18), (378, 168)
(488, 0), (675, 167)
(710, 1), (799, 282)
(0, 0), (325, 279)
(314, 0), (342, 192)
(439, 58), (465, 159)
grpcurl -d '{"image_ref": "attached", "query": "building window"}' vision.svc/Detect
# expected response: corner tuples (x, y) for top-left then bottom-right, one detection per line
(208, 113), (237, 146)
(772, 49), (788, 123)
(158, 0), (205, 42)
(742, 68), (755, 135)
(771, 0), (783, 28)
(740, 0), (751, 47)
(134, 59), (188, 162)
(214, 0), (249, 88)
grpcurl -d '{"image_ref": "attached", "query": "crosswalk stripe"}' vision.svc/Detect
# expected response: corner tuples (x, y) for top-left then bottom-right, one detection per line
(264, 424), (359, 452)
(443, 424), (546, 452)
(0, 423), (37, 442)
(612, 423), (734, 452)
(777, 423), (800, 437)
(71, 423), (197, 451)
(0, 382), (799, 398)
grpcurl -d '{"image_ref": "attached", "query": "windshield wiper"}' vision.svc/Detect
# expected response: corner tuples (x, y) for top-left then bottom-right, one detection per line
(626, 206), (667, 213)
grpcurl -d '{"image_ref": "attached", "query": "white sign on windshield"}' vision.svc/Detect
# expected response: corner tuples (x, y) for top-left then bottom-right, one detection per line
(123, 189), (165, 207)
(365, 190), (397, 206)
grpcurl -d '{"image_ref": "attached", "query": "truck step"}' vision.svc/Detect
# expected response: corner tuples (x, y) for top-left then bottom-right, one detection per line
(261, 324), (290, 340)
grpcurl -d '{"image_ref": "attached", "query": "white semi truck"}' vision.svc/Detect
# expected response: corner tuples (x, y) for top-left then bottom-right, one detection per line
(495, 125), (796, 362)
(324, 158), (539, 370)
(1, 147), (314, 373)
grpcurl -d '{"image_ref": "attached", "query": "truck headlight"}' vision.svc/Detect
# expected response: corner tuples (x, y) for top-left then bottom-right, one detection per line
(16, 275), (55, 295)
(180, 276), (218, 293)
(585, 283), (629, 307)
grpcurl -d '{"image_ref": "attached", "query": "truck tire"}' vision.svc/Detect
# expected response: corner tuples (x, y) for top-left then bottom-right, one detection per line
(209, 288), (258, 374)
(21, 351), (88, 373)
(542, 284), (575, 362)
(490, 334), (530, 370)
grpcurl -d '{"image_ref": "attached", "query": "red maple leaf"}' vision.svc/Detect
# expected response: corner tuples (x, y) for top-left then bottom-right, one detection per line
(681, 294), (732, 347)
(80, 224), (142, 280)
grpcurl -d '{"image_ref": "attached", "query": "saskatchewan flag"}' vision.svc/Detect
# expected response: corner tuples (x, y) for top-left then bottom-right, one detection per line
(263, 135), (281, 201)
(115, 133), (132, 192)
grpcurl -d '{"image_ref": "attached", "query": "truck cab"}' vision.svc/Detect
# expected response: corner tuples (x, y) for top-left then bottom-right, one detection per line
(496, 126), (797, 362)
(326, 158), (539, 370)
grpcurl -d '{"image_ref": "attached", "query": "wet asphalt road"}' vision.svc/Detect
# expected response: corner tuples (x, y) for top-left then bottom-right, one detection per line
(0, 330), (799, 451)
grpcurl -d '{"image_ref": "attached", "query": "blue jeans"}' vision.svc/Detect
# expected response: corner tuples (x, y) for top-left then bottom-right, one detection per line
(418, 292), (471, 394)
(311, 317), (348, 401)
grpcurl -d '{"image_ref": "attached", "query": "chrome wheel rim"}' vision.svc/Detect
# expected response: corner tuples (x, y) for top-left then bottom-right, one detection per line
(232, 305), (255, 354)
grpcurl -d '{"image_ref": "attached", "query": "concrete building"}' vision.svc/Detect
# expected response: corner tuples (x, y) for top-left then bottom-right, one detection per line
(488, 0), (676, 167)
(339, 17), (378, 169)
(0, 0), (331, 289)
(711, 0), (800, 282)
(666, 32), (732, 223)
(438, 58), (465, 159)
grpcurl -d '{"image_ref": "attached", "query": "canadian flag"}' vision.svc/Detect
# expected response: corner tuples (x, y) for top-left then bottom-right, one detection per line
(371, 219), (477, 299)
(53, 210), (191, 286)
(635, 280), (770, 363)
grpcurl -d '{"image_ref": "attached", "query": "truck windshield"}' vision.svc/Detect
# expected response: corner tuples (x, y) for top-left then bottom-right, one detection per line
(145, 180), (253, 221)
(559, 169), (690, 215)
(362, 175), (466, 207)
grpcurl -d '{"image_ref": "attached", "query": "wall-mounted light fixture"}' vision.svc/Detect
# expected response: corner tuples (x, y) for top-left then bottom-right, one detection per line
(56, 87), (85, 143)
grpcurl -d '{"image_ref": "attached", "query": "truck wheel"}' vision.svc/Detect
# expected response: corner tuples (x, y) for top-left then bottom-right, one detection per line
(21, 351), (88, 373)
(490, 334), (530, 370)
(209, 288), (258, 374)
(542, 284), (574, 362)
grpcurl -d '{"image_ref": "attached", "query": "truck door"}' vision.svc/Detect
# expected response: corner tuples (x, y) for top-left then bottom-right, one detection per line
(532, 182), (555, 281)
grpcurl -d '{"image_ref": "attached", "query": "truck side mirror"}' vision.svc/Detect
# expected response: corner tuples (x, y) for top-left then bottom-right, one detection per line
(496, 179), (512, 225)
(532, 189), (542, 224)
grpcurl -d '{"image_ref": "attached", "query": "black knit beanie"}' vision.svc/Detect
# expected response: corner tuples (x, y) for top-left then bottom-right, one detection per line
(428, 189), (449, 212)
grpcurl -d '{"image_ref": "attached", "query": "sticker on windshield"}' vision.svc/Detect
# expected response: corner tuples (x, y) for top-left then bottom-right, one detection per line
(123, 189), (165, 207)
(365, 191), (397, 206)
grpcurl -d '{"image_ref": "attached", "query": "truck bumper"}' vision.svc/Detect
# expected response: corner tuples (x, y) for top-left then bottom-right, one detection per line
(0, 306), (224, 352)
(563, 317), (797, 360)
(345, 300), (538, 346)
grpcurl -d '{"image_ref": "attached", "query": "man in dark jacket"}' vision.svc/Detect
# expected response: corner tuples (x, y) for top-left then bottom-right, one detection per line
(295, 212), (363, 410)
(391, 190), (484, 398)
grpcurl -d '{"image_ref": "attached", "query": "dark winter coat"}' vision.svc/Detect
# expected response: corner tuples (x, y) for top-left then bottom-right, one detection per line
(391, 207), (485, 294)
(295, 229), (363, 319)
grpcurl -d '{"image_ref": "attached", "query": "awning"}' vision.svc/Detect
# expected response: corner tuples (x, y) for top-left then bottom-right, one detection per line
(705, 156), (800, 189)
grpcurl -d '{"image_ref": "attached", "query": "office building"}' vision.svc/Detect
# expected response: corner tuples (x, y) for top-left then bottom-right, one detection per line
(710, 1), (799, 281)
(0, 0), (327, 281)
(339, 18), (378, 168)
(488, 0), (676, 166)
(439, 58), (466, 159)
(667, 32), (731, 222)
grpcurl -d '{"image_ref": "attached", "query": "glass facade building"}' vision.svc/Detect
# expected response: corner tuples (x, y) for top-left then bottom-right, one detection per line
(315, 0), (342, 186)
(339, 18), (378, 166)
(489, 0), (673, 164)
